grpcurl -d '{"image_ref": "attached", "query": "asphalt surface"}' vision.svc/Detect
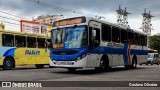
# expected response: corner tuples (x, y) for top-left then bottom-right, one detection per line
(0, 64), (160, 90)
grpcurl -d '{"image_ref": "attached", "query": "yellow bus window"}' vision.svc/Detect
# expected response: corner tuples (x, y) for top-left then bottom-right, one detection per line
(27, 37), (36, 48)
(37, 38), (45, 48)
(15, 35), (26, 47)
(2, 34), (14, 47)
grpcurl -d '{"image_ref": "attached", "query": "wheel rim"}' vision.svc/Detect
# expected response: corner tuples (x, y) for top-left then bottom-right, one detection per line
(133, 59), (137, 68)
(100, 60), (106, 70)
(6, 60), (11, 67)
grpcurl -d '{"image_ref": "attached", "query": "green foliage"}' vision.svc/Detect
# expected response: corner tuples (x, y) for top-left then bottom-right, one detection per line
(149, 35), (160, 53)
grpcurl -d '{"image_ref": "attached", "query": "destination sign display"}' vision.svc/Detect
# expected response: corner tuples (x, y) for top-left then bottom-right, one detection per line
(53, 17), (86, 27)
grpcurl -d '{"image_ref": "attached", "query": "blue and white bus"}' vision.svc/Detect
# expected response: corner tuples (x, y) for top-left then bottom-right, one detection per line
(49, 16), (148, 72)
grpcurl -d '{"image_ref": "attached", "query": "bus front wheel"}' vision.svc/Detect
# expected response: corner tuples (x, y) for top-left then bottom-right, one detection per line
(67, 68), (76, 72)
(95, 58), (109, 72)
(35, 64), (45, 69)
(3, 58), (14, 70)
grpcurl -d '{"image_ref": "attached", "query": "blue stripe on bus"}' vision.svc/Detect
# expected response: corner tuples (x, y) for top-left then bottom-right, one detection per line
(88, 44), (148, 65)
(50, 44), (148, 65)
(3, 48), (16, 56)
(89, 46), (148, 55)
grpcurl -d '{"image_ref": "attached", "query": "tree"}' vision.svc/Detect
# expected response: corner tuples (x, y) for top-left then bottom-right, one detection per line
(149, 35), (160, 53)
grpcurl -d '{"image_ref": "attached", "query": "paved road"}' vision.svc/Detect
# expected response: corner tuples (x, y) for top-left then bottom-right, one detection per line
(0, 65), (160, 90)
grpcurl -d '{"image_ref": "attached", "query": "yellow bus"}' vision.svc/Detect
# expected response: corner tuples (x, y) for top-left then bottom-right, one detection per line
(0, 29), (50, 70)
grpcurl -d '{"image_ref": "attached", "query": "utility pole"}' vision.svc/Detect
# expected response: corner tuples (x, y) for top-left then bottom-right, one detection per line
(141, 9), (154, 36)
(122, 7), (130, 26)
(116, 5), (123, 25)
(116, 5), (130, 26)
(141, 9), (154, 47)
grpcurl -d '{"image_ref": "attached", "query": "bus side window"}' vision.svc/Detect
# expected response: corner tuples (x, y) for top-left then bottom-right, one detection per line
(134, 33), (140, 45)
(2, 34), (14, 47)
(121, 29), (127, 43)
(15, 35), (26, 47)
(27, 37), (36, 48)
(128, 32), (134, 45)
(144, 36), (147, 46)
(102, 24), (111, 42)
(112, 27), (120, 43)
(37, 38), (45, 48)
(141, 35), (145, 46)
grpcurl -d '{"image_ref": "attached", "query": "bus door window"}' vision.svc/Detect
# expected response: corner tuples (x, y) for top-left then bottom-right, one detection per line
(27, 37), (36, 48)
(15, 35), (26, 47)
(2, 34), (14, 47)
(89, 27), (100, 49)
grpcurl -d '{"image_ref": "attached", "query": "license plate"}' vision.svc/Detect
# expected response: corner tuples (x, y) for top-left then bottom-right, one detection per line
(58, 61), (73, 65)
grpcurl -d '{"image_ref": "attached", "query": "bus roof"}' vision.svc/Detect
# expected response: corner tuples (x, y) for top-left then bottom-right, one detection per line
(86, 16), (147, 36)
(0, 29), (50, 38)
(54, 16), (147, 36)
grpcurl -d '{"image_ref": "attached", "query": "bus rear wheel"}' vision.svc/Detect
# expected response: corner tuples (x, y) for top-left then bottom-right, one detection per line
(125, 58), (137, 69)
(3, 58), (14, 70)
(35, 64), (45, 69)
(131, 58), (137, 69)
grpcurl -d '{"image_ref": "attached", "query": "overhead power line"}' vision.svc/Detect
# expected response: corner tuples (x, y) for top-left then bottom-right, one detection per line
(28, 0), (86, 15)
(0, 10), (28, 20)
(2, 21), (20, 26)
(0, 15), (19, 21)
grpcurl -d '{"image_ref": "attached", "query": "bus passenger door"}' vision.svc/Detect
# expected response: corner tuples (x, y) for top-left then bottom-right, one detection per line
(87, 21), (101, 67)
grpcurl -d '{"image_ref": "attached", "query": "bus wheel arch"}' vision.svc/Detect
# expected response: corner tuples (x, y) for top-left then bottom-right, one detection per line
(95, 55), (110, 72)
(3, 56), (15, 70)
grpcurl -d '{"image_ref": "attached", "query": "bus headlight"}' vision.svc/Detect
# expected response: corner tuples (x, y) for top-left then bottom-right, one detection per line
(76, 53), (87, 62)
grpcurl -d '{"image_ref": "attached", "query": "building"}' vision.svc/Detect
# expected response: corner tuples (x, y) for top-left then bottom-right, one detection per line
(33, 14), (63, 24)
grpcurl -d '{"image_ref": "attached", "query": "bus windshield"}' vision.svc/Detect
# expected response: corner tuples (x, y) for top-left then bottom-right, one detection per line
(52, 25), (87, 49)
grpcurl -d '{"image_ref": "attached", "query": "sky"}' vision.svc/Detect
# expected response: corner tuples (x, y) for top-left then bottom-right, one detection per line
(0, 0), (160, 35)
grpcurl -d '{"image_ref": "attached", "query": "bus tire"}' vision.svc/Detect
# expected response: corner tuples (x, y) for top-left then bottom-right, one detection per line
(35, 64), (45, 69)
(67, 68), (76, 72)
(131, 57), (137, 69)
(95, 57), (109, 72)
(3, 57), (14, 70)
